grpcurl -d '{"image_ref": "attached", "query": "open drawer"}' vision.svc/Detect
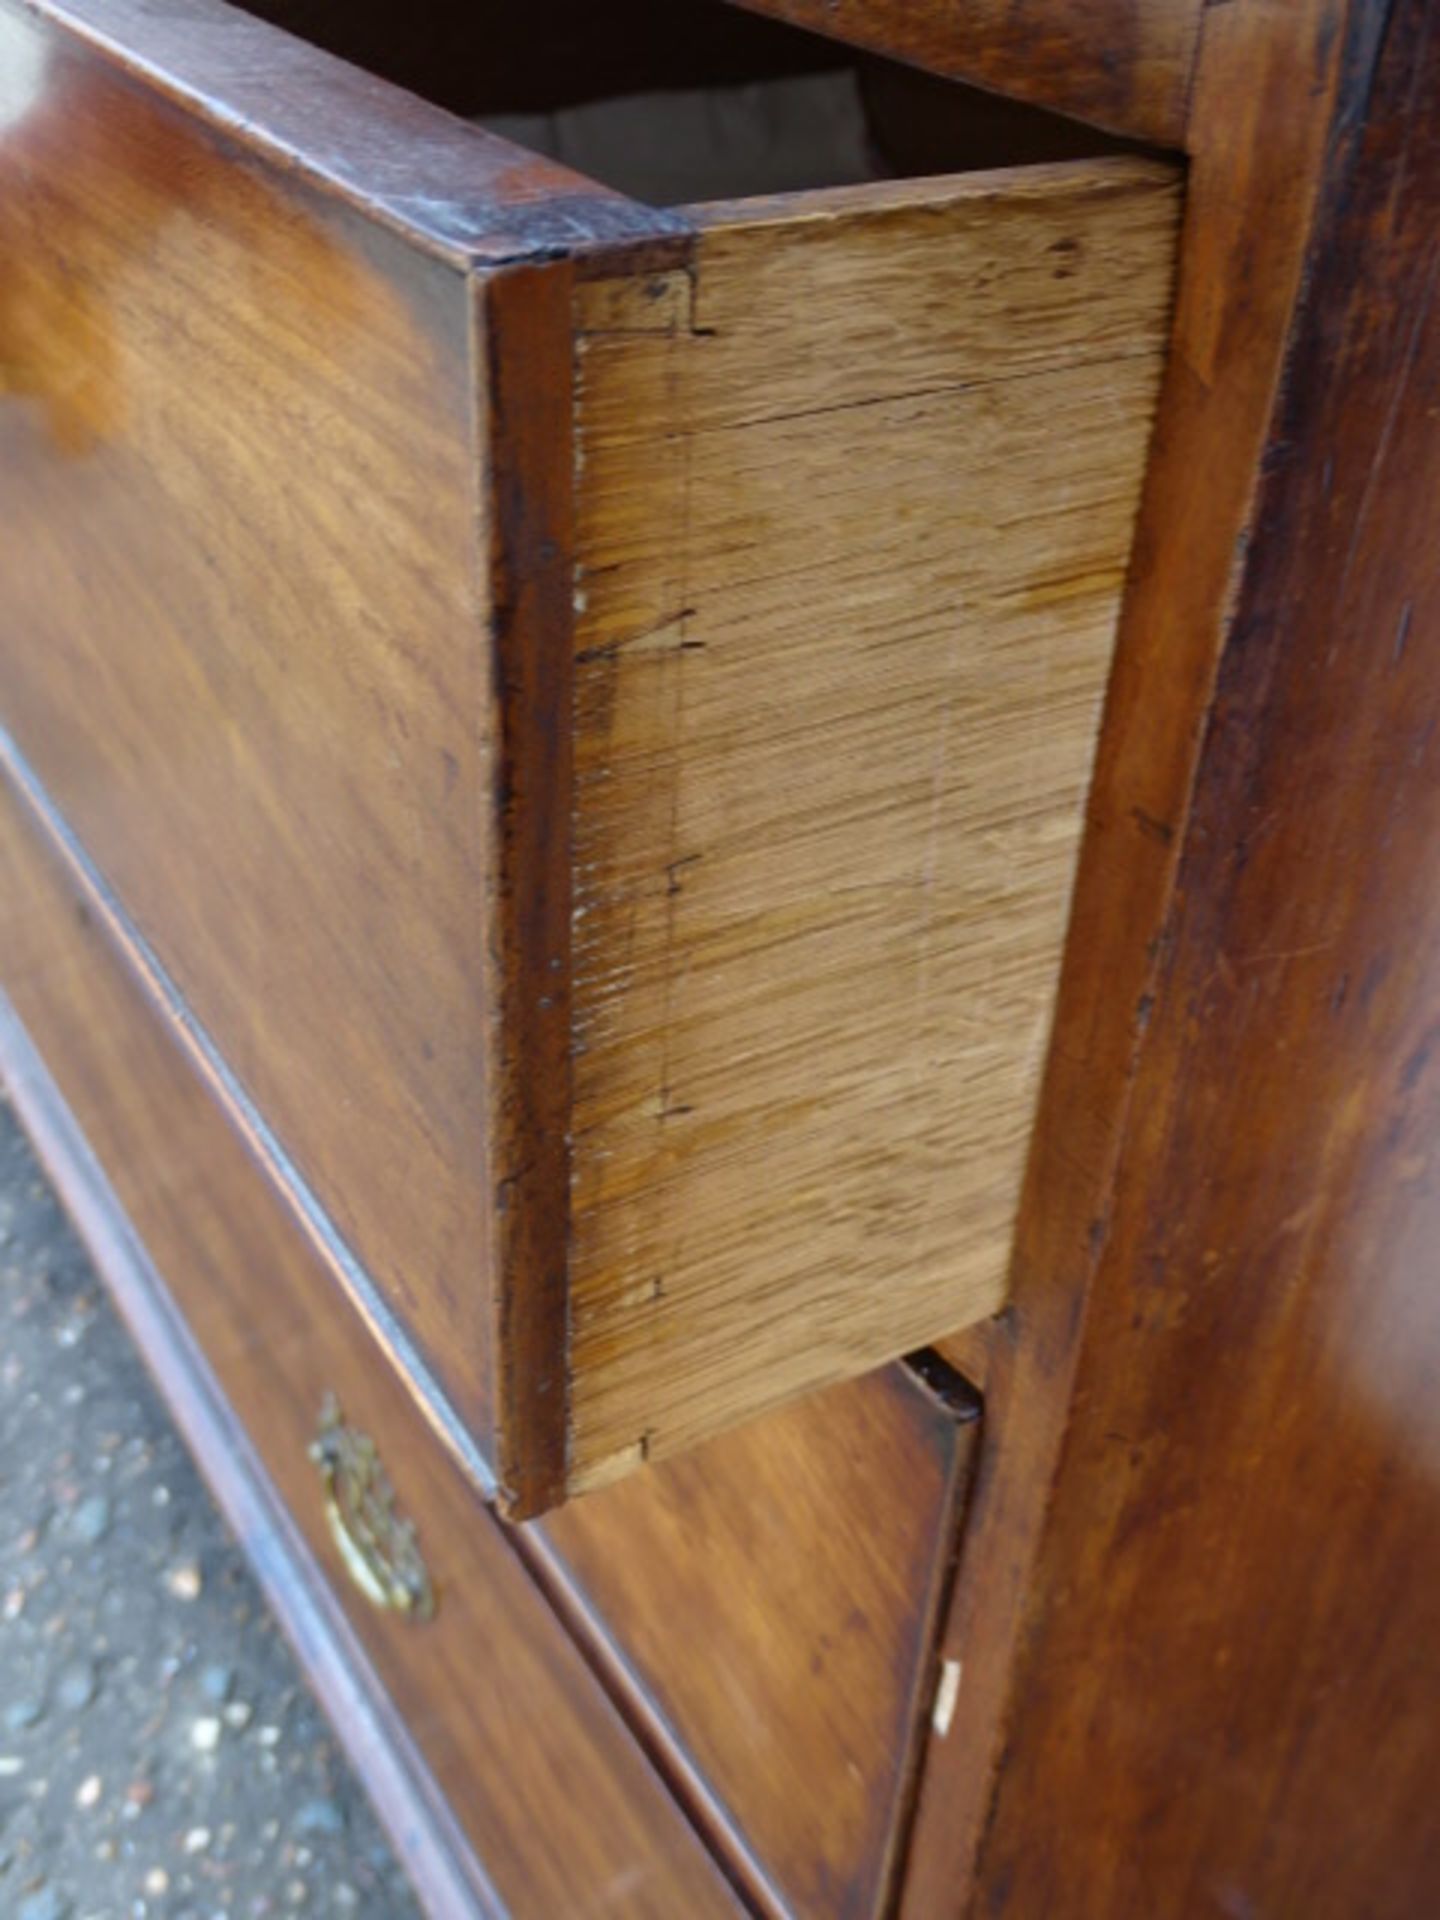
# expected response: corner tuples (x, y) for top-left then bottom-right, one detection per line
(0, 0), (1180, 1511)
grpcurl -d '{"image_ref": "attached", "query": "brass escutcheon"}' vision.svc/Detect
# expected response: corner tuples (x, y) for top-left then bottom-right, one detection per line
(309, 1394), (435, 1621)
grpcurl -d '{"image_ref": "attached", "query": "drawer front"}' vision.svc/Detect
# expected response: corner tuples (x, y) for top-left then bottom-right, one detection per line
(0, 732), (740, 1918)
(0, 0), (1180, 1511)
(0, 0), (669, 1509)
(539, 1365), (980, 1919)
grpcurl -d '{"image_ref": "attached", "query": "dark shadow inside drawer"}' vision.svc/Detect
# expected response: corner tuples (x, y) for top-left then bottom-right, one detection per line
(245, 0), (1157, 205)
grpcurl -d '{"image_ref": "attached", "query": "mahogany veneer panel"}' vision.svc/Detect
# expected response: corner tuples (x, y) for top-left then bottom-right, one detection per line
(0, 0), (1178, 1508)
(895, 0), (1440, 1910)
(0, 746), (741, 1918)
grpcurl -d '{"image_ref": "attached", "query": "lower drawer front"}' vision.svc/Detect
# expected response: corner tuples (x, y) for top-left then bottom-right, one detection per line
(540, 1366), (980, 1919)
(0, 763), (739, 1919)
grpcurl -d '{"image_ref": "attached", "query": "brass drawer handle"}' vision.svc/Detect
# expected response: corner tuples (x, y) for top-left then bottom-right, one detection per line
(309, 1394), (435, 1621)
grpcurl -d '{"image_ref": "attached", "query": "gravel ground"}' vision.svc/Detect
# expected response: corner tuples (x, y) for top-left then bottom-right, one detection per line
(0, 1092), (422, 1920)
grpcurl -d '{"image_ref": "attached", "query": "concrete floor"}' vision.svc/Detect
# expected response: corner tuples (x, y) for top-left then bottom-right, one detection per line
(0, 1093), (421, 1920)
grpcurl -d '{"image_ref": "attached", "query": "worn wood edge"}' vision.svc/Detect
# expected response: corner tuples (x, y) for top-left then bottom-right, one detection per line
(13, 0), (684, 267)
(683, 152), (1182, 232)
(0, 729), (500, 1506)
(474, 265), (580, 1517)
(571, 230), (700, 283)
(0, 998), (501, 1920)
(893, 0), (1358, 1911)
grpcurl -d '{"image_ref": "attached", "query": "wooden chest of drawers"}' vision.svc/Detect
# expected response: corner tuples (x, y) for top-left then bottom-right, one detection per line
(3, 0), (1439, 1913)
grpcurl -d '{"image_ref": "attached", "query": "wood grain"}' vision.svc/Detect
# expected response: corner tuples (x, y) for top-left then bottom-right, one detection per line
(0, 3), (506, 1454)
(724, 0), (1204, 146)
(536, 1366), (978, 1918)
(0, 1002), (503, 1920)
(6, 3), (1435, 1912)
(974, 0), (1440, 1909)
(566, 160), (1180, 1486)
(0, 754), (741, 1920)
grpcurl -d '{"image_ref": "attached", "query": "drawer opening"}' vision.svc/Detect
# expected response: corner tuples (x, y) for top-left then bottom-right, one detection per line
(240, 0), (1158, 207)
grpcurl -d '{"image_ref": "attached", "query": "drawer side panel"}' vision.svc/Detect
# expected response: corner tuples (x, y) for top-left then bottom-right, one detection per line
(569, 160), (1181, 1486)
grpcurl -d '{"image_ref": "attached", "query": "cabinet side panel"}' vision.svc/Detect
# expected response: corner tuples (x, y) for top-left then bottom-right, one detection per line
(977, 4), (1440, 1910)
(568, 162), (1180, 1486)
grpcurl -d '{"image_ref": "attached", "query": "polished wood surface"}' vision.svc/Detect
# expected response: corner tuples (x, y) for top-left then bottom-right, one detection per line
(0, 1005), (500, 1920)
(0, 0), (500, 1453)
(726, 0), (1203, 146)
(0, 750), (741, 1920)
(567, 161), (1178, 1488)
(9, 0), (1440, 1911)
(973, 0), (1440, 1908)
(538, 1366), (979, 1917)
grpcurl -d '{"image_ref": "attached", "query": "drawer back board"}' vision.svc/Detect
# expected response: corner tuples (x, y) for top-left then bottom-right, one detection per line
(0, 0), (1181, 1509)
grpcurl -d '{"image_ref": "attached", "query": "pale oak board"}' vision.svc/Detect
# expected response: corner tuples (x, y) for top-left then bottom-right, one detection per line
(567, 159), (1181, 1488)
